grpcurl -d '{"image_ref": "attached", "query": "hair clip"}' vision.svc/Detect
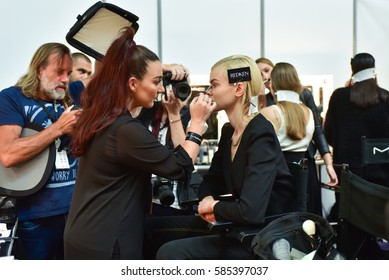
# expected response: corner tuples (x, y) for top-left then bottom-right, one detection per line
(228, 67), (251, 84)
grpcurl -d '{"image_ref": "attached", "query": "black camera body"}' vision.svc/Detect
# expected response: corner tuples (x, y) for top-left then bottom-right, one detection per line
(162, 72), (191, 101)
(151, 176), (175, 206)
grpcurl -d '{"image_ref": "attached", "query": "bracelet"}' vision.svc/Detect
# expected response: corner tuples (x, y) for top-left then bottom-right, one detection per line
(185, 131), (203, 145)
(169, 118), (181, 124)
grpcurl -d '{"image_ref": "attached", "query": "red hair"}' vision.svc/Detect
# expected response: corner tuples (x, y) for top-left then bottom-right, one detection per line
(71, 27), (160, 157)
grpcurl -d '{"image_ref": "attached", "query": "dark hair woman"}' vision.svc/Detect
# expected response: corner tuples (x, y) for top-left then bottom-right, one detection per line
(64, 27), (215, 259)
(324, 52), (389, 221)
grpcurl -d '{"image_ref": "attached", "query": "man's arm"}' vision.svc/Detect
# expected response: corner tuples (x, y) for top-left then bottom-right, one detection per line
(0, 107), (79, 167)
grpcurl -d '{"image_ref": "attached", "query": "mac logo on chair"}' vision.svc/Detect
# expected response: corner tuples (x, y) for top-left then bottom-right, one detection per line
(372, 146), (389, 155)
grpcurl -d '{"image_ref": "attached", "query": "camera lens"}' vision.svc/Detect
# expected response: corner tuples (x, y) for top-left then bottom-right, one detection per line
(175, 83), (192, 101)
(158, 184), (175, 206)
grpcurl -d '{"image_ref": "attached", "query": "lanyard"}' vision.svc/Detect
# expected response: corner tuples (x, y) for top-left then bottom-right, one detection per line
(37, 99), (59, 123)
(36, 99), (69, 153)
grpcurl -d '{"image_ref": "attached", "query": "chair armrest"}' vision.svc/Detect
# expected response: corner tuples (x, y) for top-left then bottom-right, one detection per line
(237, 213), (296, 243)
(179, 198), (200, 208)
(208, 214), (287, 238)
(209, 224), (265, 244)
(321, 182), (341, 192)
(208, 220), (238, 232)
(237, 228), (261, 243)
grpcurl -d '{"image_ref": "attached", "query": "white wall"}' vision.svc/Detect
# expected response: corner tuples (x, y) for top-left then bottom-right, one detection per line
(357, 0), (389, 90)
(1, 0), (389, 100)
(160, 0), (261, 77)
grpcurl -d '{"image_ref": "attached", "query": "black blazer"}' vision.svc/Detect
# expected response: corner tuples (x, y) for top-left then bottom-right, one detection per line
(198, 114), (295, 224)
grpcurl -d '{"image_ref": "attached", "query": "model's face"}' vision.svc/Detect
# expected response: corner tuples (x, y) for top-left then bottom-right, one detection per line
(70, 57), (92, 82)
(257, 62), (273, 90)
(38, 52), (72, 100)
(132, 60), (164, 108)
(207, 66), (236, 112)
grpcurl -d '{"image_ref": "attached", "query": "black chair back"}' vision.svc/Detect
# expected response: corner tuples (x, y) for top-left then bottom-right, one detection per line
(338, 169), (389, 259)
(361, 137), (389, 165)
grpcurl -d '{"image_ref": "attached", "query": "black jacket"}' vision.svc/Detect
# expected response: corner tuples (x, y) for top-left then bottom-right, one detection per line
(198, 114), (295, 224)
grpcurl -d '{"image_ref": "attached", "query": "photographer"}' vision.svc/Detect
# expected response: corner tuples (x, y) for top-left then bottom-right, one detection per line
(136, 65), (203, 216)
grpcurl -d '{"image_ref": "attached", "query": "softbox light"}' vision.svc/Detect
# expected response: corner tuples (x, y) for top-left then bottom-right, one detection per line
(66, 1), (139, 60)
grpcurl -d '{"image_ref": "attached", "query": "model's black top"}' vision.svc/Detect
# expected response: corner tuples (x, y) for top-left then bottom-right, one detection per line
(198, 113), (295, 224)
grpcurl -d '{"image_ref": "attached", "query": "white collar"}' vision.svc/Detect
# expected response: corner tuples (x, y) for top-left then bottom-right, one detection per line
(352, 68), (376, 83)
(276, 90), (300, 104)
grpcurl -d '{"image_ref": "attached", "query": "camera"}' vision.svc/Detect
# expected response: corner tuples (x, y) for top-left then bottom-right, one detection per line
(151, 176), (175, 206)
(162, 72), (191, 101)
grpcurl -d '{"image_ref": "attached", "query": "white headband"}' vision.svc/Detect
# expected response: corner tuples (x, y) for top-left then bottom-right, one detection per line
(276, 90), (300, 104)
(352, 68), (376, 83)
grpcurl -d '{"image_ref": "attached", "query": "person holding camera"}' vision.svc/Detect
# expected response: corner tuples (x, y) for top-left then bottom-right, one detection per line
(136, 69), (204, 216)
(63, 27), (215, 260)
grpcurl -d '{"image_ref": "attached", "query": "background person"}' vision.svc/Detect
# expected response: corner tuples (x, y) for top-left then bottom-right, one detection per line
(63, 27), (214, 260)
(260, 62), (315, 163)
(137, 83), (203, 216)
(0, 43), (80, 259)
(324, 52), (389, 221)
(259, 62), (316, 212)
(255, 57), (275, 106)
(256, 57), (338, 216)
(69, 52), (93, 82)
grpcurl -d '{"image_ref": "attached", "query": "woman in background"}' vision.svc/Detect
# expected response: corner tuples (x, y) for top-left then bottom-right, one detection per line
(260, 62), (314, 211)
(256, 57), (338, 216)
(255, 57), (276, 106)
(260, 62), (314, 163)
(324, 52), (389, 220)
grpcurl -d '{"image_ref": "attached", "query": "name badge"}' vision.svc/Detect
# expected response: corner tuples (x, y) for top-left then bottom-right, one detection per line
(55, 139), (70, 169)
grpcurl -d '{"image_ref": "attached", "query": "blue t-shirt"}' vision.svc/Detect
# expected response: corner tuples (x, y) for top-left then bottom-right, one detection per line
(69, 80), (84, 107)
(0, 86), (78, 221)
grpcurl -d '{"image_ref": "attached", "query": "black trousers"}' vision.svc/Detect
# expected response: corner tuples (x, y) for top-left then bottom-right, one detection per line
(143, 215), (253, 260)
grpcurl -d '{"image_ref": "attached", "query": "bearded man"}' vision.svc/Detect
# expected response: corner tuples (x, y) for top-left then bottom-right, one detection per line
(0, 43), (80, 259)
